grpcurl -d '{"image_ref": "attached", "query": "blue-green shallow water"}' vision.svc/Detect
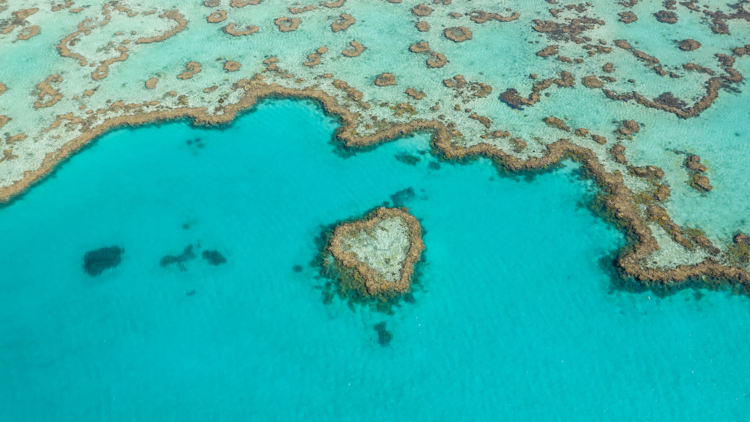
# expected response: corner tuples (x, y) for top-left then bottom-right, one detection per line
(1, 100), (748, 421)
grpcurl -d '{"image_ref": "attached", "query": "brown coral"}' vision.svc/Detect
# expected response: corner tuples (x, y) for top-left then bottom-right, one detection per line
(207, 10), (227, 23)
(405, 88), (425, 100)
(654, 10), (678, 23)
(582, 75), (603, 88)
(543, 116), (570, 132)
(274, 17), (300, 32)
(222, 23), (259, 36)
(15, 25), (40, 41)
(536, 45), (559, 58)
(177, 62), (202, 80)
(331, 14), (355, 32)
(224, 61), (242, 72)
(411, 4), (433, 16)
(678, 39), (701, 51)
(375, 73), (396, 86)
(329, 207), (424, 295)
(619, 12), (638, 24)
(444, 26), (472, 42)
(34, 75), (63, 108)
(342, 41), (365, 57)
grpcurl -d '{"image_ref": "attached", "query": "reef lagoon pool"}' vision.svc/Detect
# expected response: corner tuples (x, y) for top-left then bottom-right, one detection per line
(0, 99), (748, 421)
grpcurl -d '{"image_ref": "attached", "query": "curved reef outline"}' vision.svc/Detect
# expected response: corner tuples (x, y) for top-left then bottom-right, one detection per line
(329, 207), (424, 295)
(0, 76), (748, 293)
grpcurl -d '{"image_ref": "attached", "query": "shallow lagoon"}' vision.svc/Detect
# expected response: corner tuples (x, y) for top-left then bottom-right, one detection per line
(0, 100), (748, 421)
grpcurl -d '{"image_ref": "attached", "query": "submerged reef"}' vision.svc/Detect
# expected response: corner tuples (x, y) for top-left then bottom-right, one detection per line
(160, 244), (197, 271)
(373, 322), (393, 347)
(1, 0), (750, 294)
(83, 246), (123, 277)
(202, 249), (227, 266)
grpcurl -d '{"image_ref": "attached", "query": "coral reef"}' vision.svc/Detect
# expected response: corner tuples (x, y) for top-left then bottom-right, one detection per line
(331, 14), (354, 32)
(2, 0), (750, 297)
(374, 322), (393, 347)
(342, 41), (365, 57)
(274, 17), (300, 32)
(679, 39), (701, 51)
(444, 26), (472, 42)
(207, 10), (227, 23)
(329, 207), (424, 295)
(177, 62), (202, 80)
(654, 10), (678, 24)
(222, 23), (259, 36)
(83, 246), (123, 277)
(375, 73), (396, 87)
(202, 250), (227, 266)
(160, 245), (196, 271)
(619, 12), (637, 24)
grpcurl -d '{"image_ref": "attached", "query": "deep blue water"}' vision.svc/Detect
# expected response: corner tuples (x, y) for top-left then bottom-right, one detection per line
(0, 100), (748, 421)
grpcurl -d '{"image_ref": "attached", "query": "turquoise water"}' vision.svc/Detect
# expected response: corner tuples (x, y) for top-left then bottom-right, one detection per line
(1, 100), (749, 421)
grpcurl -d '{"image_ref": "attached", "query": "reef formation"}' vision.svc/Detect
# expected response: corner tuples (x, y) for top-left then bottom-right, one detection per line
(1, 0), (750, 294)
(83, 245), (123, 277)
(329, 207), (424, 295)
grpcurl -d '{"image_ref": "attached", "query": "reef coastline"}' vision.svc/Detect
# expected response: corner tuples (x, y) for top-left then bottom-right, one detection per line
(1, 0), (749, 296)
(1, 79), (748, 291)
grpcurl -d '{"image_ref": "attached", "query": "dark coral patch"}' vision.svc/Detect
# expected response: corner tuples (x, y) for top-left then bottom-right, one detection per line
(83, 246), (123, 277)
(394, 153), (420, 165)
(390, 187), (416, 207)
(374, 322), (393, 347)
(160, 245), (196, 271)
(202, 249), (227, 266)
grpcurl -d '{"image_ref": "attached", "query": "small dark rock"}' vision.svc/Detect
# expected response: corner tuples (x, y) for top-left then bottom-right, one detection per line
(202, 250), (227, 266)
(394, 153), (421, 165)
(83, 246), (124, 277)
(374, 322), (393, 347)
(293, 264), (304, 273)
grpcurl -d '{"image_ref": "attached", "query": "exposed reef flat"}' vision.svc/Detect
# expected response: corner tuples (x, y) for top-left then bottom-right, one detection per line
(329, 207), (424, 295)
(1, 0), (750, 293)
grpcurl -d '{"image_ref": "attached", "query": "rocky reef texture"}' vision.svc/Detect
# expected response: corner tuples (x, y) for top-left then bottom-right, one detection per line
(274, 17), (300, 32)
(374, 73), (396, 87)
(679, 39), (701, 51)
(177, 62), (202, 80)
(222, 23), (259, 36)
(331, 13), (354, 32)
(1, 0), (750, 292)
(329, 207), (424, 295)
(342, 40), (365, 57)
(619, 12), (637, 24)
(444, 26), (472, 42)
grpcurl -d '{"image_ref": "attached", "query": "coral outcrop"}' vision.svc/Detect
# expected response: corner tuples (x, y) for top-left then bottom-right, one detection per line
(329, 207), (424, 295)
